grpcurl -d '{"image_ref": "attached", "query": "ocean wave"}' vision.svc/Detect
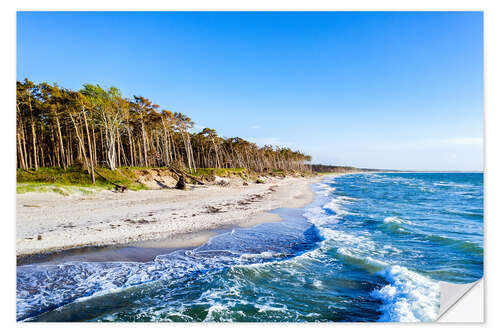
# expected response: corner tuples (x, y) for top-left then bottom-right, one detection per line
(17, 254), (223, 321)
(315, 183), (336, 196)
(240, 251), (286, 260)
(319, 228), (376, 252)
(378, 221), (411, 235)
(383, 216), (415, 226)
(444, 208), (483, 219)
(303, 206), (340, 226)
(304, 202), (396, 270)
(313, 189), (358, 218)
(378, 216), (421, 235)
(419, 186), (435, 193)
(433, 181), (474, 188)
(17, 220), (321, 321)
(323, 198), (348, 216)
(336, 247), (388, 272)
(18, 173), (483, 322)
(425, 235), (483, 255)
(205, 304), (232, 322)
(370, 265), (439, 322)
(254, 302), (289, 313)
(382, 244), (403, 254)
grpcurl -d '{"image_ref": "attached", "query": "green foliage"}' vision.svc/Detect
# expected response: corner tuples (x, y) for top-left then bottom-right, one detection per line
(16, 167), (147, 192)
(189, 168), (247, 178)
(17, 78), (313, 173)
(17, 167), (96, 185)
(16, 183), (97, 196)
(255, 178), (265, 184)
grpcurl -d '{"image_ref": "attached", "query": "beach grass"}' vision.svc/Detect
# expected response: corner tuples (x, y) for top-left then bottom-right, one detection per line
(16, 166), (250, 193)
(16, 167), (147, 192)
(16, 182), (100, 196)
(189, 168), (247, 178)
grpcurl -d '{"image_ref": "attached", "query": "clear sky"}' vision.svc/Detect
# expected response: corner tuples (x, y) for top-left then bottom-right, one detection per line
(17, 11), (483, 171)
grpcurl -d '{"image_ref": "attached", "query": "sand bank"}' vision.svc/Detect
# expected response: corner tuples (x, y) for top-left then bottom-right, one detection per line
(17, 175), (334, 259)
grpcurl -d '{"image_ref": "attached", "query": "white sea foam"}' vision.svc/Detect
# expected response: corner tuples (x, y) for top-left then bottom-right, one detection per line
(305, 189), (354, 223)
(433, 181), (474, 188)
(254, 303), (288, 313)
(204, 304), (229, 321)
(320, 228), (376, 252)
(383, 244), (403, 254)
(315, 183), (337, 196)
(370, 265), (439, 322)
(312, 279), (323, 289)
(383, 217), (414, 226)
(303, 206), (339, 226)
(304, 199), (416, 281)
(323, 198), (348, 216)
(336, 247), (388, 270)
(17, 247), (244, 320)
(240, 251), (281, 260)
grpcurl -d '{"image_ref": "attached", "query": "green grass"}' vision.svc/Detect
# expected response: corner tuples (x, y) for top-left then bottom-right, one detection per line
(95, 168), (147, 190)
(123, 166), (171, 171)
(17, 166), (249, 194)
(17, 166), (147, 193)
(189, 168), (247, 178)
(16, 182), (100, 196)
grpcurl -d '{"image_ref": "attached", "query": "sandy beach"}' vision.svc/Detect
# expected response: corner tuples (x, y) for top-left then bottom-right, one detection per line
(16, 175), (330, 259)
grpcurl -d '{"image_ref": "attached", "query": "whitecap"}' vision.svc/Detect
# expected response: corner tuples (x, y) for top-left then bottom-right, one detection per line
(312, 280), (323, 289)
(383, 217), (414, 226)
(254, 303), (288, 313)
(370, 265), (439, 322)
(323, 198), (348, 216)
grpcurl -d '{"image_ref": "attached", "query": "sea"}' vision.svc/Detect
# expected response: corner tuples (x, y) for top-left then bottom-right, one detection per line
(16, 172), (484, 322)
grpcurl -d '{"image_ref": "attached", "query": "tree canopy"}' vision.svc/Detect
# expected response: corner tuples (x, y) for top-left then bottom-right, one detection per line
(16, 79), (312, 180)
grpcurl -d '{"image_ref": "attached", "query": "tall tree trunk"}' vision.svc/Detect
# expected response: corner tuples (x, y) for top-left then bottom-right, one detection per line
(100, 129), (105, 165)
(126, 121), (134, 166)
(83, 109), (95, 184)
(17, 110), (29, 169)
(68, 112), (90, 171)
(91, 123), (97, 168)
(26, 91), (38, 170)
(212, 137), (221, 169)
(17, 129), (26, 169)
(116, 127), (121, 167)
(140, 117), (148, 167)
(160, 118), (171, 166)
(54, 113), (66, 169)
(50, 126), (59, 167)
(39, 127), (45, 168)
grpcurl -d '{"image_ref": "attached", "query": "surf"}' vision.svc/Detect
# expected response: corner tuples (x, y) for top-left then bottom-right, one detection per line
(16, 172), (483, 322)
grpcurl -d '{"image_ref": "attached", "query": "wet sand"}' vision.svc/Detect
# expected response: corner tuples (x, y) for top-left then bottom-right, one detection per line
(17, 175), (336, 261)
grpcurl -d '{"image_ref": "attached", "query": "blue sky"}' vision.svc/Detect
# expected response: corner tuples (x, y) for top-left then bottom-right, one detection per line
(17, 11), (483, 171)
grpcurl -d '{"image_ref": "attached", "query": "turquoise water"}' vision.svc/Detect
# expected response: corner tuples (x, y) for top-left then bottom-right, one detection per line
(17, 172), (483, 322)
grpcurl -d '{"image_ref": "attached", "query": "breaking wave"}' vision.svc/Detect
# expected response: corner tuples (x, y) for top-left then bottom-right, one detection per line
(371, 265), (439, 322)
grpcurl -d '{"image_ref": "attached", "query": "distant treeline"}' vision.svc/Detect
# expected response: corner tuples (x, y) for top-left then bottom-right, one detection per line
(16, 79), (312, 183)
(311, 164), (384, 173)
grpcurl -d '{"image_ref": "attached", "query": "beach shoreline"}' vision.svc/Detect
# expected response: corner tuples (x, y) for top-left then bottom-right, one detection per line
(16, 173), (341, 261)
